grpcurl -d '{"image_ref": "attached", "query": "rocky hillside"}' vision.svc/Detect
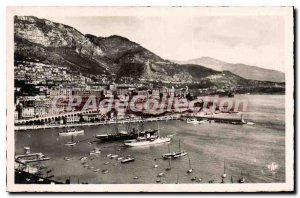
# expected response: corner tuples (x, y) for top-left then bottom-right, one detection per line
(14, 16), (284, 91)
(179, 57), (285, 82)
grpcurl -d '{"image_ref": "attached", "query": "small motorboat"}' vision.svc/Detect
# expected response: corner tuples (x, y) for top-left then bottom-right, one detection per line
(191, 177), (197, 181)
(102, 169), (109, 174)
(121, 157), (135, 163)
(199, 119), (209, 124)
(65, 142), (77, 146)
(90, 148), (101, 155)
(111, 154), (118, 159)
(158, 172), (164, 177)
(197, 178), (202, 183)
(64, 157), (71, 161)
(187, 118), (199, 124)
(83, 164), (89, 168)
(80, 157), (87, 161)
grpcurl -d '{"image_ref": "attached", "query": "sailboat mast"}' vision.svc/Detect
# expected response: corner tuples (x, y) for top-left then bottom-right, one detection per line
(189, 158), (191, 169)
(115, 117), (119, 134)
(224, 160), (226, 174)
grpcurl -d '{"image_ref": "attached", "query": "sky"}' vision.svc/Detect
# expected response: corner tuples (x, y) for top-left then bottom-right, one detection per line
(43, 16), (285, 72)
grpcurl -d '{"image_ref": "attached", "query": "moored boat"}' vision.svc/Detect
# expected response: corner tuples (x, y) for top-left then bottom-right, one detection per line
(124, 123), (170, 147)
(59, 128), (84, 136)
(121, 157), (135, 163)
(162, 140), (187, 159)
(95, 125), (157, 142)
(64, 135), (78, 146)
(124, 136), (171, 147)
(187, 158), (193, 174)
(239, 172), (246, 183)
(187, 118), (199, 124)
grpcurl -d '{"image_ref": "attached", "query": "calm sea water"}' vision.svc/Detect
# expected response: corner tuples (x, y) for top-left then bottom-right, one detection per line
(15, 94), (285, 184)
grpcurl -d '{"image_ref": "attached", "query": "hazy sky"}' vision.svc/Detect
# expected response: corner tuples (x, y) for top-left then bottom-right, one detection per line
(44, 16), (285, 72)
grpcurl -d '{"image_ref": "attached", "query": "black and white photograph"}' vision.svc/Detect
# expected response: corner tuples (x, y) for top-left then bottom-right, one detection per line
(6, 6), (294, 192)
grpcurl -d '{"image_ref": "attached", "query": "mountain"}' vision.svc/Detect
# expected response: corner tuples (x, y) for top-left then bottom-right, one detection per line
(14, 16), (284, 93)
(14, 16), (221, 82)
(178, 57), (285, 82)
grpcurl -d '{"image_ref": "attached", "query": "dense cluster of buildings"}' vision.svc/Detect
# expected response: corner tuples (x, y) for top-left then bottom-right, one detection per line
(14, 61), (195, 124)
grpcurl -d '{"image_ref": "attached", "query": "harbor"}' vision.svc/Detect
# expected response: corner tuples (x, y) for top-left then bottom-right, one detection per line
(14, 94), (285, 184)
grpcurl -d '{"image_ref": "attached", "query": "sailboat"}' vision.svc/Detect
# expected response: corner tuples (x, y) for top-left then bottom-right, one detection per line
(162, 139), (187, 159)
(222, 160), (227, 178)
(165, 158), (171, 171)
(187, 158), (193, 174)
(239, 172), (246, 183)
(65, 135), (77, 146)
(110, 145), (118, 159)
(176, 174), (179, 184)
(231, 114), (247, 125)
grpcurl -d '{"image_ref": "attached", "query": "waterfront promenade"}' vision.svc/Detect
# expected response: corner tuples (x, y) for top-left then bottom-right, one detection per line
(15, 113), (244, 131)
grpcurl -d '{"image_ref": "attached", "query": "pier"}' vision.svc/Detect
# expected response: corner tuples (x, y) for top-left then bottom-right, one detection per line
(15, 152), (51, 164)
(15, 169), (64, 184)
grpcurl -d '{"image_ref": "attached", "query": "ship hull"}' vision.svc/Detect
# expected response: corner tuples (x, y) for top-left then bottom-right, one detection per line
(124, 137), (171, 147)
(95, 130), (157, 142)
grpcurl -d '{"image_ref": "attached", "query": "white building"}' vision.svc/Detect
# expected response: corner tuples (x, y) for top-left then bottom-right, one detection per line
(21, 107), (35, 118)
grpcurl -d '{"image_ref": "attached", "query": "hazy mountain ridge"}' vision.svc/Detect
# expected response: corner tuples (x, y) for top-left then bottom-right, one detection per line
(178, 57), (285, 82)
(14, 16), (284, 92)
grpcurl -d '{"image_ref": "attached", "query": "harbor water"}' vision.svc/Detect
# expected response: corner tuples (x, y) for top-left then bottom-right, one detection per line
(15, 94), (285, 184)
